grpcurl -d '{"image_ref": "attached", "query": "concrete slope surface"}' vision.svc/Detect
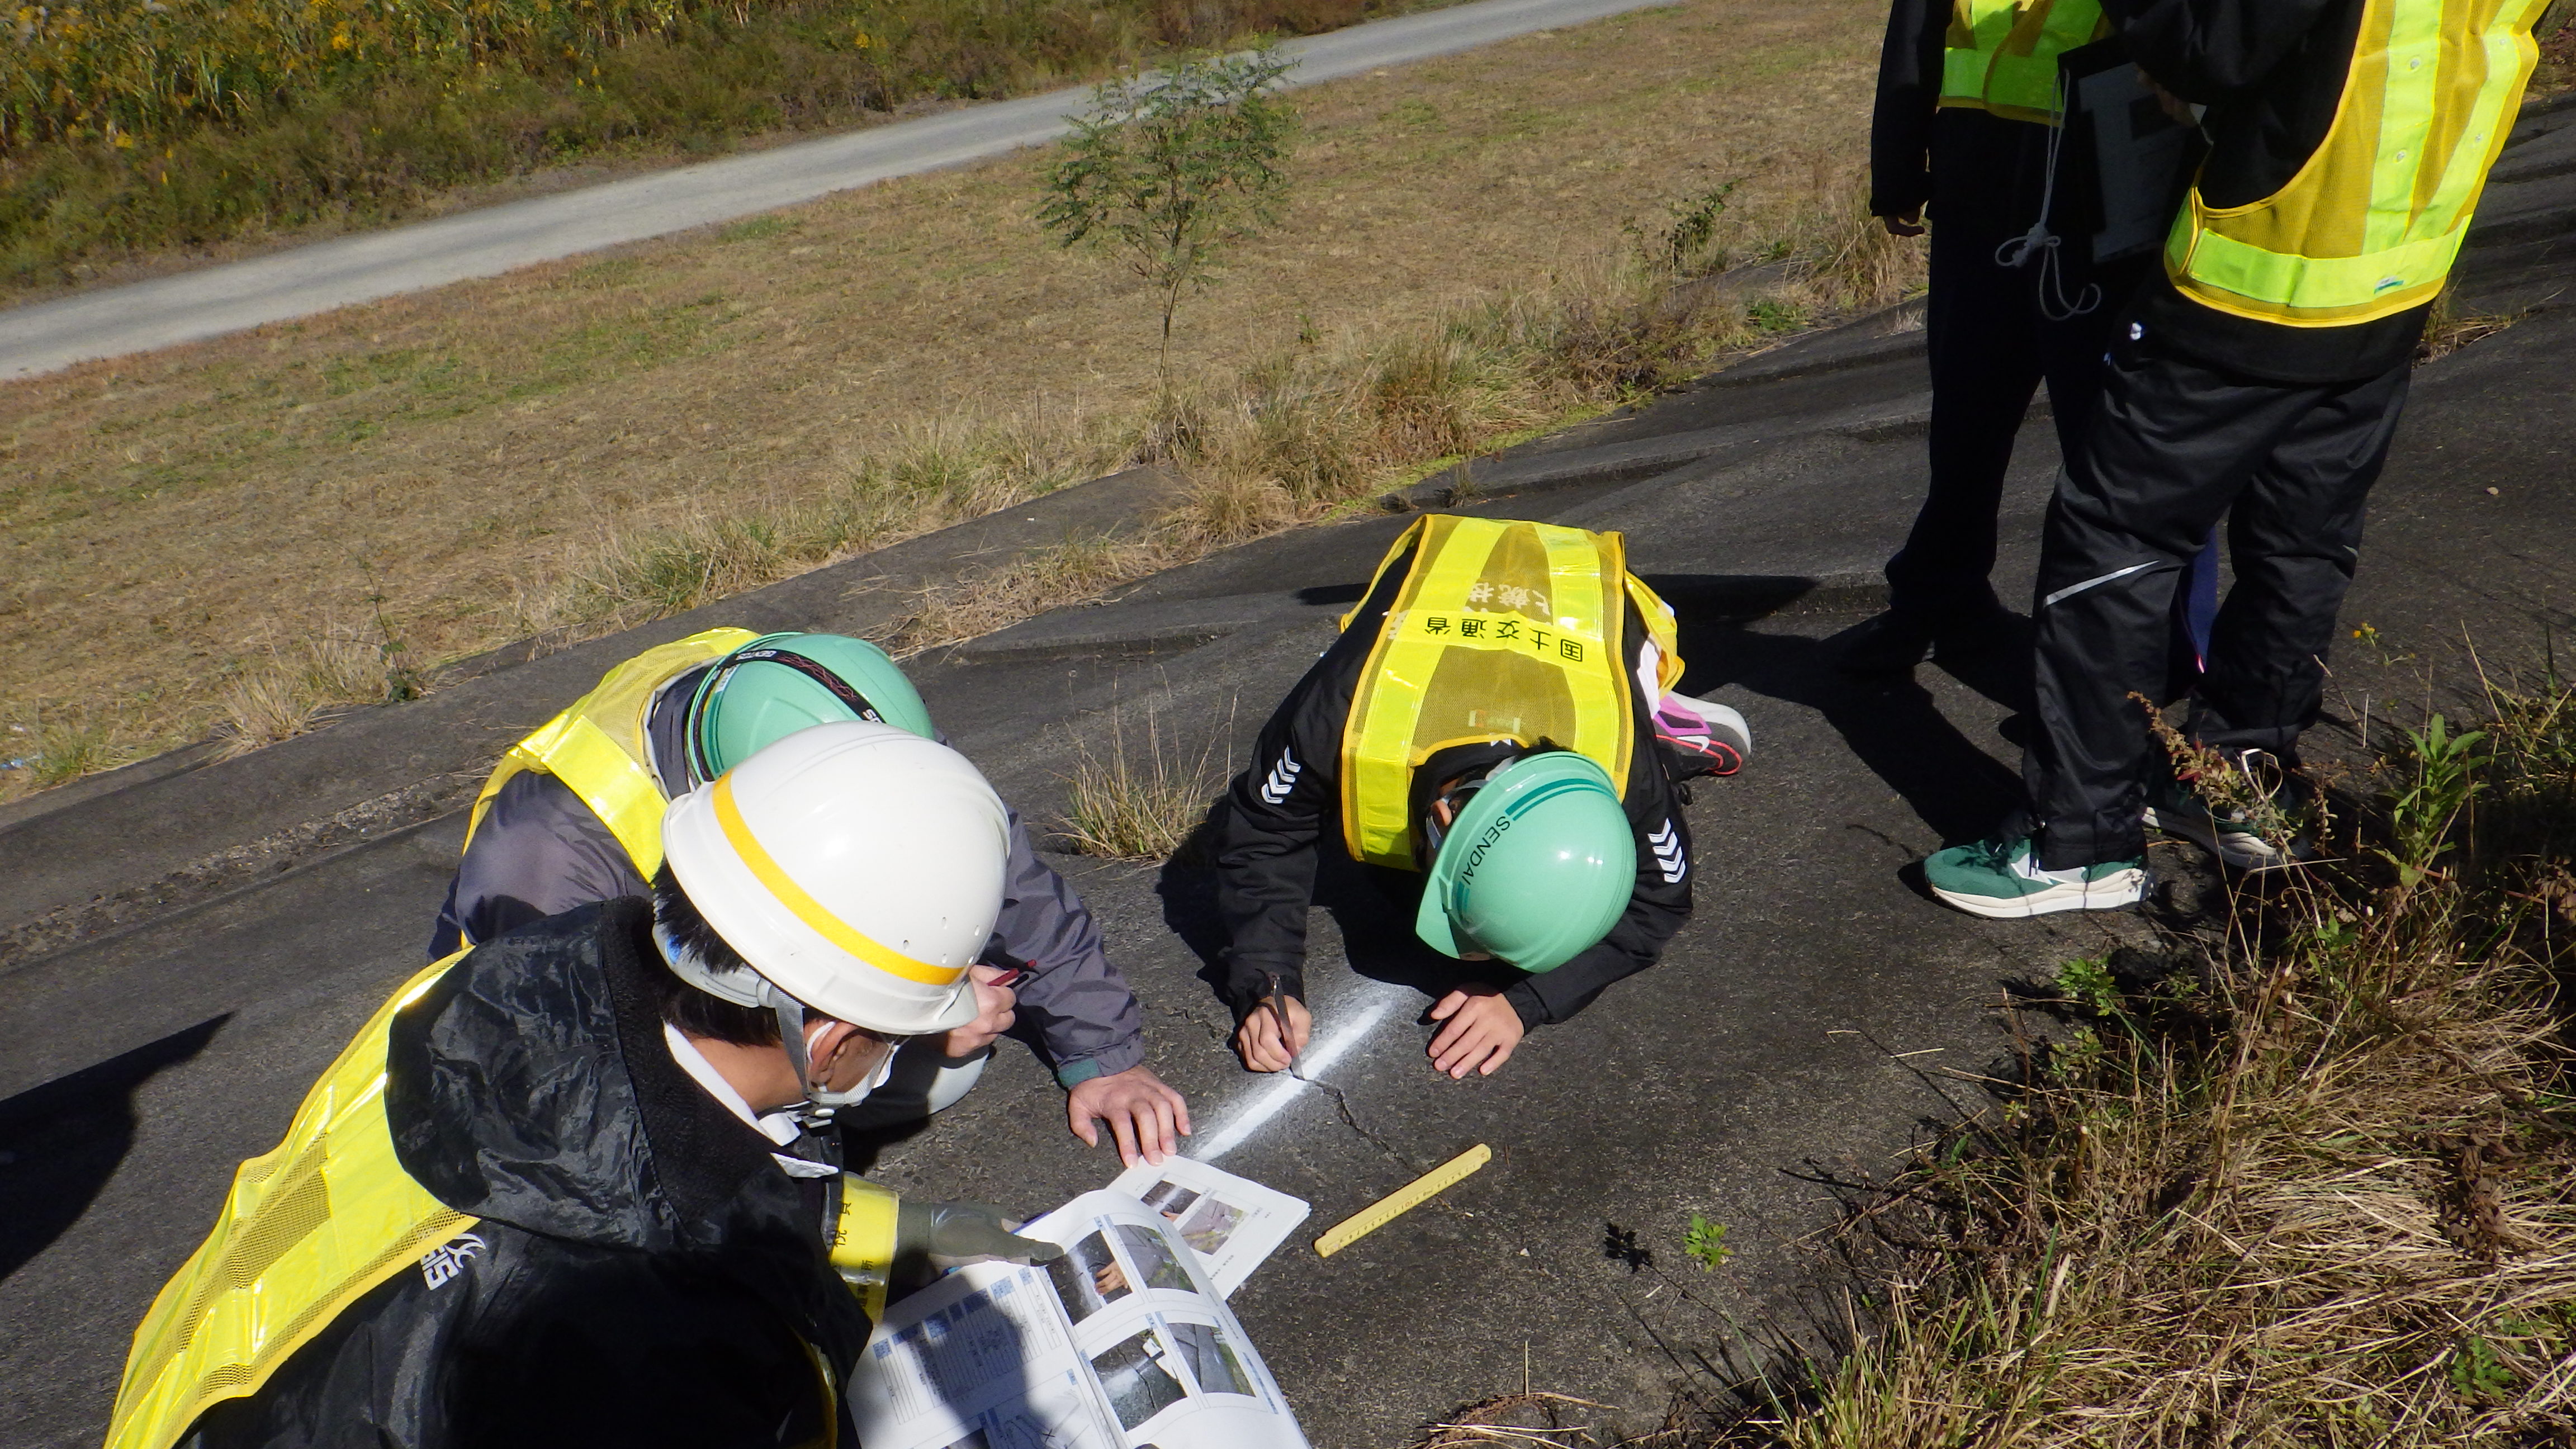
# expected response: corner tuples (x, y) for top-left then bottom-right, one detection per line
(2, 102), (2571, 1449)
(0, 0), (1671, 381)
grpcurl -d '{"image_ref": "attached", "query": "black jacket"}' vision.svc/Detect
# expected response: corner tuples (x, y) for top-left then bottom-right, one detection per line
(182, 899), (872, 1449)
(2105, 0), (2432, 381)
(1210, 539), (1694, 1031)
(1871, 0), (2054, 230)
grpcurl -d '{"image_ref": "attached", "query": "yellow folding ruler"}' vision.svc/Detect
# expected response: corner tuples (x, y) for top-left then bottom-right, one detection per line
(1314, 1143), (1492, 1257)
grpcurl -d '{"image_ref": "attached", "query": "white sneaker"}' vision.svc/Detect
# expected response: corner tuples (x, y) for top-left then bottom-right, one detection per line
(1924, 835), (2147, 918)
(1654, 693), (1750, 778)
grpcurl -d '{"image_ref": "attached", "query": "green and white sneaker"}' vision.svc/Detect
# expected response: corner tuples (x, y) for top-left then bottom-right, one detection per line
(1924, 835), (2147, 918)
(2143, 751), (2310, 872)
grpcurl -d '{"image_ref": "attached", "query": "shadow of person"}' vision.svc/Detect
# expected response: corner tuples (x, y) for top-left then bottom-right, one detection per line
(1154, 808), (1235, 996)
(1654, 579), (2028, 848)
(0, 1015), (227, 1284)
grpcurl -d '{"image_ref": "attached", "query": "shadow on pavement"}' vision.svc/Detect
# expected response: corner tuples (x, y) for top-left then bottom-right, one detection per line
(0, 1015), (228, 1284)
(1660, 584), (2028, 849)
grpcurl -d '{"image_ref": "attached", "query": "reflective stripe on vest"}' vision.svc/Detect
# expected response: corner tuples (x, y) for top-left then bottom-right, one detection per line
(827, 1175), (903, 1322)
(1939, 0), (2105, 124)
(2167, 0), (2548, 326)
(105, 956), (476, 1449)
(1338, 517), (1654, 871)
(461, 627), (763, 891)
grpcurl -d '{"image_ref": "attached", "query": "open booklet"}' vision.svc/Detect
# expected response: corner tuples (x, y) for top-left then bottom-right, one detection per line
(1108, 1156), (1309, 1300)
(850, 1190), (1309, 1449)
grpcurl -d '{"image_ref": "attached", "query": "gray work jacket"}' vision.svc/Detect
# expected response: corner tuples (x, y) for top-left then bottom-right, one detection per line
(429, 674), (1145, 1086)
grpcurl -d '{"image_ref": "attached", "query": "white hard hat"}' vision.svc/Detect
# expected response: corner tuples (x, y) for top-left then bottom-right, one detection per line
(660, 721), (1010, 1035)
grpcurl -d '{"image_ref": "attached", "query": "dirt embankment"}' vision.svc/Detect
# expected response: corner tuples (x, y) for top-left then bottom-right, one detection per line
(0, 0), (1888, 781)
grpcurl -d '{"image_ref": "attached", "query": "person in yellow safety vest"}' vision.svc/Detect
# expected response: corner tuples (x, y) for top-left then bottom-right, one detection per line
(103, 724), (1064, 1449)
(1925, 0), (2551, 916)
(1212, 515), (1752, 1079)
(430, 627), (1191, 1167)
(1852, 0), (2228, 681)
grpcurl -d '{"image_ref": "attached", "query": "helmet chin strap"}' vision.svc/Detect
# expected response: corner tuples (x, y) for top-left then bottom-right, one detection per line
(656, 924), (896, 1126)
(763, 983), (899, 1126)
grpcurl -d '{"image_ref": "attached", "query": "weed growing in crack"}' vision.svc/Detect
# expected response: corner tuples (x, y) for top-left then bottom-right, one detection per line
(1056, 704), (1228, 861)
(1696, 680), (2576, 1447)
(1681, 1214), (1732, 1273)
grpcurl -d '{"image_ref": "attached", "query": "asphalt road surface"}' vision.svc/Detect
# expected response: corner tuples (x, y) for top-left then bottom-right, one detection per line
(3, 101), (2570, 1449)
(0, 0), (1676, 381)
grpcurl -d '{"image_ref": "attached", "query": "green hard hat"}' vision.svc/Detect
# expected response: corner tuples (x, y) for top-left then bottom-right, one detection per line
(685, 633), (936, 782)
(1414, 751), (1636, 974)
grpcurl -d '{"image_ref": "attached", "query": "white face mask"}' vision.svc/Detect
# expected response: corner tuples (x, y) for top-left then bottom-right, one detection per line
(804, 1019), (902, 1111)
(655, 924), (906, 1123)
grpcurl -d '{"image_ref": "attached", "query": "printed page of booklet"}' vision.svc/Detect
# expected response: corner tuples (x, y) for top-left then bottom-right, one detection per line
(849, 1190), (1310, 1449)
(1107, 1156), (1310, 1299)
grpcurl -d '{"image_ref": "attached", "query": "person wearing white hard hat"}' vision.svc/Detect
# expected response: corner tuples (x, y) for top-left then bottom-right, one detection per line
(430, 627), (1190, 1168)
(103, 724), (1060, 1449)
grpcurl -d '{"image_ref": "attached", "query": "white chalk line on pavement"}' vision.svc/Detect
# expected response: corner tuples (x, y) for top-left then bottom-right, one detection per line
(1188, 984), (1411, 1163)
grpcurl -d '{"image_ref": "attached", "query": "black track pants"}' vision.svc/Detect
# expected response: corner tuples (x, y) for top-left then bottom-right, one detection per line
(1884, 221), (2143, 626)
(2025, 342), (2411, 869)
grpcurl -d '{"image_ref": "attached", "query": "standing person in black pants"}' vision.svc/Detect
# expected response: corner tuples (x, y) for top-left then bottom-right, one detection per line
(1845, 0), (2152, 674)
(1924, 0), (2554, 917)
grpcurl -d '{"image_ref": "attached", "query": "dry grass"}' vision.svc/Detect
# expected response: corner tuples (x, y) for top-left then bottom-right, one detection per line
(870, 230), (1910, 664)
(559, 408), (1139, 634)
(2417, 282), (2528, 365)
(0, 0), (1892, 782)
(1588, 680), (2576, 1448)
(2536, 2), (2576, 97)
(892, 535), (1171, 657)
(1058, 703), (1232, 860)
(211, 619), (420, 756)
(0, 711), (135, 799)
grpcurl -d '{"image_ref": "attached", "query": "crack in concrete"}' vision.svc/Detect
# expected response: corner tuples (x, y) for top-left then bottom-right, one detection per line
(1292, 1067), (1421, 1173)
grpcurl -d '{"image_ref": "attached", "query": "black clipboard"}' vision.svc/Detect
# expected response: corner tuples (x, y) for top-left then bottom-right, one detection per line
(2053, 37), (2201, 265)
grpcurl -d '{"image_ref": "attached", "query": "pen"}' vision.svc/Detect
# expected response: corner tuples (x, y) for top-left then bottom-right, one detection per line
(1259, 970), (1301, 1075)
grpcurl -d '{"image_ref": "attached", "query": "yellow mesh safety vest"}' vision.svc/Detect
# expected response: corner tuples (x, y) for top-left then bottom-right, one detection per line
(1339, 517), (1680, 871)
(105, 956), (477, 1449)
(2167, 0), (2549, 326)
(1940, 0), (2107, 124)
(461, 627), (761, 893)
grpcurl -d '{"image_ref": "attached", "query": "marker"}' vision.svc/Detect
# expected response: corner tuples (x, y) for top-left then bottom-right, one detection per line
(1259, 970), (1301, 1075)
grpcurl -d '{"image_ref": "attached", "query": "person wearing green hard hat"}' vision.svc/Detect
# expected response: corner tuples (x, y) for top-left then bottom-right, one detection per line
(430, 627), (1192, 1165)
(1213, 514), (1750, 1080)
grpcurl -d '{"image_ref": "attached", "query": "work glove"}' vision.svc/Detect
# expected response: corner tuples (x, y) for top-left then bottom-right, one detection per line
(893, 1200), (1063, 1290)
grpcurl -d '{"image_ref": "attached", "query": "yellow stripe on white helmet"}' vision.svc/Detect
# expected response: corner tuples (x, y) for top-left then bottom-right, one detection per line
(660, 721), (1010, 1036)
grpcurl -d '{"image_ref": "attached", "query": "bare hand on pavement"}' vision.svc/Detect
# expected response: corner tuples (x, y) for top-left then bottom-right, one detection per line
(1068, 1064), (1193, 1167)
(1427, 983), (1524, 1078)
(1234, 995), (1311, 1073)
(937, 963), (1019, 1059)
